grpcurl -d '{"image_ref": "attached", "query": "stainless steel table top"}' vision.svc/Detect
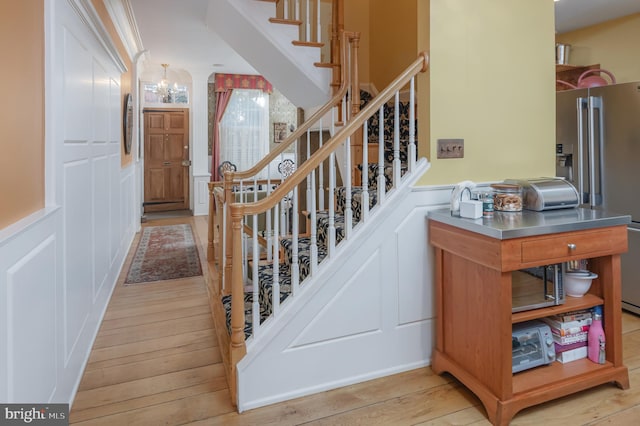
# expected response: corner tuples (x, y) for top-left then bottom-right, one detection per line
(428, 207), (631, 240)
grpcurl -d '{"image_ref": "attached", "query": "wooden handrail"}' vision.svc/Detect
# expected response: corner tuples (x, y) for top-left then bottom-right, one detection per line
(229, 52), (430, 218)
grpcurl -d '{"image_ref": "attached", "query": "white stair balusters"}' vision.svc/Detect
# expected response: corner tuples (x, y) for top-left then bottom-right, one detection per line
(306, 128), (312, 218)
(318, 118), (325, 211)
(305, 0), (310, 42)
(409, 77), (416, 172)
(241, 183), (249, 287)
(393, 91), (401, 186)
(291, 185), (300, 295)
(251, 210), (260, 337)
(327, 151), (336, 257)
(361, 120), (370, 222)
(316, 0), (321, 47)
(309, 169), (318, 276)
(343, 136), (352, 238)
(283, 0), (290, 19)
(377, 103), (386, 205)
(272, 202), (280, 317)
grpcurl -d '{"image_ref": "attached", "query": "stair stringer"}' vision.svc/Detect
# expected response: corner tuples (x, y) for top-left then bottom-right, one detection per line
(236, 160), (452, 411)
(207, 0), (331, 108)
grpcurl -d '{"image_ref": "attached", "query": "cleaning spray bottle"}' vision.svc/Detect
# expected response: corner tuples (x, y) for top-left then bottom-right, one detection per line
(587, 305), (605, 364)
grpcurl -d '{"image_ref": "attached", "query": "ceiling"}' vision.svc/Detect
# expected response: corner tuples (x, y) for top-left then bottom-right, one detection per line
(555, 0), (640, 34)
(129, 0), (256, 80)
(128, 0), (640, 79)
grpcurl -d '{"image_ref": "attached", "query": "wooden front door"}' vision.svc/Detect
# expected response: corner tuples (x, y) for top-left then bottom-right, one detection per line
(143, 109), (190, 212)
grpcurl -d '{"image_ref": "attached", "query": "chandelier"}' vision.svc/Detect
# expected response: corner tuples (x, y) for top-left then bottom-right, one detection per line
(157, 63), (177, 103)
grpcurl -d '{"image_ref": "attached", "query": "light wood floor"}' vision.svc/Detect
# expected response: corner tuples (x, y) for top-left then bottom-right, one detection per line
(69, 215), (640, 425)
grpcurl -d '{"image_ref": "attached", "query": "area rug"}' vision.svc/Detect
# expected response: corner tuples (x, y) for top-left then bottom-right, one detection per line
(125, 224), (202, 284)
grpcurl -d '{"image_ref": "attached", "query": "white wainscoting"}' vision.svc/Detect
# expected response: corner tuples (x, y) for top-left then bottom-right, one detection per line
(193, 174), (212, 216)
(236, 166), (453, 411)
(0, 0), (136, 405)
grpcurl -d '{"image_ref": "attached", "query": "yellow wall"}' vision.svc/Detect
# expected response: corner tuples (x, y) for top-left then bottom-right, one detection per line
(418, 0), (557, 185)
(370, 0), (418, 90)
(344, 0), (371, 84)
(417, 0), (430, 162)
(556, 13), (640, 84)
(0, 0), (45, 230)
(92, 0), (133, 167)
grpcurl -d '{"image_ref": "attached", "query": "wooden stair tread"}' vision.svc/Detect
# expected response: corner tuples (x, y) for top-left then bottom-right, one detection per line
(314, 62), (335, 68)
(292, 40), (324, 48)
(269, 17), (302, 26)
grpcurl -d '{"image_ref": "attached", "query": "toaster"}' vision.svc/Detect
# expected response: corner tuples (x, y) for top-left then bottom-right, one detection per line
(512, 320), (556, 373)
(506, 177), (580, 211)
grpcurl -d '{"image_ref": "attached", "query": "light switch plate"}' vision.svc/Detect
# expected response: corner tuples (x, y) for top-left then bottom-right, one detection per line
(437, 139), (464, 159)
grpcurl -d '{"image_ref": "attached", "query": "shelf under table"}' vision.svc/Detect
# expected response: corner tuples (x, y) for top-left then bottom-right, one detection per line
(512, 293), (603, 324)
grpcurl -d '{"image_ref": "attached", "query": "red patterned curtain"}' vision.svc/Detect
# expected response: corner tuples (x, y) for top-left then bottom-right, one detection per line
(210, 90), (233, 182)
(214, 73), (273, 93)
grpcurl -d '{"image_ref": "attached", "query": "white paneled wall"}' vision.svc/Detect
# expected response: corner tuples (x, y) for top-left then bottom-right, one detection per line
(0, 0), (136, 405)
(236, 164), (452, 411)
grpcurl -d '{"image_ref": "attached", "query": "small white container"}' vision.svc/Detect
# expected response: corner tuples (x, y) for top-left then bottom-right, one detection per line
(565, 271), (598, 297)
(460, 200), (483, 219)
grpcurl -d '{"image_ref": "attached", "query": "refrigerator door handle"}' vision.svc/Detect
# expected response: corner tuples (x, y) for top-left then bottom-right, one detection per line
(576, 97), (587, 204)
(588, 96), (603, 208)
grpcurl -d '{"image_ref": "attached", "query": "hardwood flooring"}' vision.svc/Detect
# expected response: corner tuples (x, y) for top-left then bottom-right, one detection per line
(70, 215), (640, 425)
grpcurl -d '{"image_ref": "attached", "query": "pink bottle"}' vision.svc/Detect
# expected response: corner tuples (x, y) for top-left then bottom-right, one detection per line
(587, 305), (605, 364)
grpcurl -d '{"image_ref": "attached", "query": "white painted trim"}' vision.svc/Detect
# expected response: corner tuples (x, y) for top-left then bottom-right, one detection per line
(193, 174), (212, 216)
(66, 0), (127, 72)
(0, 207), (60, 247)
(103, 0), (145, 61)
(236, 160), (451, 411)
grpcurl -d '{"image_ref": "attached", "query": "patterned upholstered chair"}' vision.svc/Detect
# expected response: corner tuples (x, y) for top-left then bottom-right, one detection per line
(217, 160), (237, 179)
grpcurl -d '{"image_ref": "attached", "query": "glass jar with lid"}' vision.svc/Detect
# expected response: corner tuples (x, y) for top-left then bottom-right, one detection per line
(472, 189), (495, 217)
(490, 183), (523, 212)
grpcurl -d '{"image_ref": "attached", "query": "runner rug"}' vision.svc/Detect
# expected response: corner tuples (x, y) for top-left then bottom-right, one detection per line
(124, 224), (202, 284)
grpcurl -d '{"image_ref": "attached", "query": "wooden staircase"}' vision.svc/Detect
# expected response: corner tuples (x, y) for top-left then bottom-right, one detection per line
(207, 0), (430, 412)
(209, 0), (346, 108)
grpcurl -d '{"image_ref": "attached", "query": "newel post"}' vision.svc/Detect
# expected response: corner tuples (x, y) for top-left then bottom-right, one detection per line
(331, 0), (344, 94)
(331, 0), (344, 124)
(350, 32), (361, 116)
(229, 205), (246, 406)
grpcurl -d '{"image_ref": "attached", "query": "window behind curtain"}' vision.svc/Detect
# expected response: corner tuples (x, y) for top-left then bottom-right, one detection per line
(220, 89), (269, 177)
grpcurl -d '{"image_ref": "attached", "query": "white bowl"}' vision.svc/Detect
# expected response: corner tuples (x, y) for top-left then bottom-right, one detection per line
(565, 271), (598, 297)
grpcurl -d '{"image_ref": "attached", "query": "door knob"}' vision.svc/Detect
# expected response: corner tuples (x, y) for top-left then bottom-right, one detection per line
(163, 161), (171, 166)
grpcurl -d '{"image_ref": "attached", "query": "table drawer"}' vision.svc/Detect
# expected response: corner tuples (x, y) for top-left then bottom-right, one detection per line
(521, 227), (624, 264)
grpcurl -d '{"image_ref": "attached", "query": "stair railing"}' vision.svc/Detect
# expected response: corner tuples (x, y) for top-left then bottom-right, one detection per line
(225, 51), (429, 404)
(210, 30), (357, 295)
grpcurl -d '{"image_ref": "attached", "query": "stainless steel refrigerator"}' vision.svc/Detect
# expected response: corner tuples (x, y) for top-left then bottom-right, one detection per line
(556, 81), (640, 315)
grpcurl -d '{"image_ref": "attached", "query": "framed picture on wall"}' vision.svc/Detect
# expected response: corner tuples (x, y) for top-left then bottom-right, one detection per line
(274, 122), (287, 143)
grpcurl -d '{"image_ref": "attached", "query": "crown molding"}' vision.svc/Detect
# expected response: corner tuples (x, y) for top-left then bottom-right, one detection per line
(103, 0), (146, 62)
(66, 0), (127, 72)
